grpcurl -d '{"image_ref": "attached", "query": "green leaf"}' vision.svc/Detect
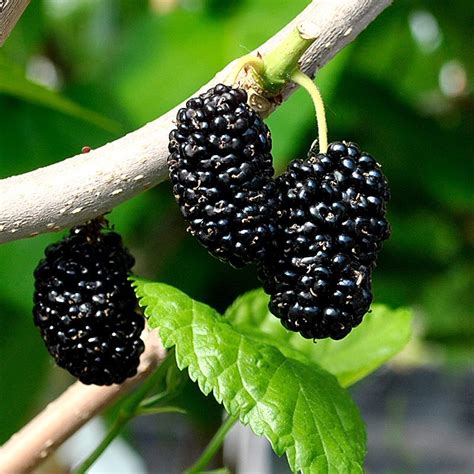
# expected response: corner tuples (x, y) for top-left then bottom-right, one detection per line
(0, 57), (121, 133)
(134, 280), (366, 474)
(224, 289), (412, 387)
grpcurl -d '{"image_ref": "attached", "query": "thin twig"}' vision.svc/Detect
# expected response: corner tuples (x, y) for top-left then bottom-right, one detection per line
(0, 329), (166, 473)
(73, 354), (172, 474)
(0, 0), (392, 244)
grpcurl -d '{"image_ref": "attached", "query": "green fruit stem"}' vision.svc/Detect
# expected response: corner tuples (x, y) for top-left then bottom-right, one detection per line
(228, 26), (328, 152)
(291, 69), (328, 153)
(184, 415), (238, 474)
(260, 25), (315, 93)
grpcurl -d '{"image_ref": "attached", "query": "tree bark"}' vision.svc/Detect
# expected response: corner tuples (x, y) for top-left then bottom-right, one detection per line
(0, 0), (392, 244)
(0, 0), (29, 46)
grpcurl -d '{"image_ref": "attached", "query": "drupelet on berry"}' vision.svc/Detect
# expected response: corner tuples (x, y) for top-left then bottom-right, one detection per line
(168, 83), (278, 268)
(259, 141), (390, 340)
(33, 221), (145, 385)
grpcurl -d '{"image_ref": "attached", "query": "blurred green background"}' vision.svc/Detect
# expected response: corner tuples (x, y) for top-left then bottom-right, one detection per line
(0, 0), (472, 470)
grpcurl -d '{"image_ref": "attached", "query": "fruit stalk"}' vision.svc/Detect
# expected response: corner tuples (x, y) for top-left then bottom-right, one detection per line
(291, 69), (328, 153)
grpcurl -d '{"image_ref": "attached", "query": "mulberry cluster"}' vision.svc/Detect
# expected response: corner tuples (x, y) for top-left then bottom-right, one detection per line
(33, 221), (145, 385)
(259, 141), (390, 340)
(168, 84), (278, 268)
(167, 84), (391, 340)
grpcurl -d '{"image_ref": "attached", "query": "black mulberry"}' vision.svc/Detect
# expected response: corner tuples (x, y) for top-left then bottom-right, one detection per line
(259, 141), (390, 340)
(33, 220), (145, 385)
(168, 83), (278, 268)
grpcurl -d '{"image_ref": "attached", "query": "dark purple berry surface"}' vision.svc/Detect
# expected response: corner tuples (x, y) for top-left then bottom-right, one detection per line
(168, 84), (278, 268)
(259, 141), (390, 340)
(33, 221), (145, 385)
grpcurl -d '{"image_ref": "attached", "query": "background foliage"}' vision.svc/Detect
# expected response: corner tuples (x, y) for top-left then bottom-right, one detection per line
(0, 0), (472, 470)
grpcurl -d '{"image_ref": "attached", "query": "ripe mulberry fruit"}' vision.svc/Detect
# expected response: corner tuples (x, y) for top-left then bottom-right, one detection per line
(168, 83), (278, 268)
(259, 141), (390, 340)
(33, 220), (145, 385)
